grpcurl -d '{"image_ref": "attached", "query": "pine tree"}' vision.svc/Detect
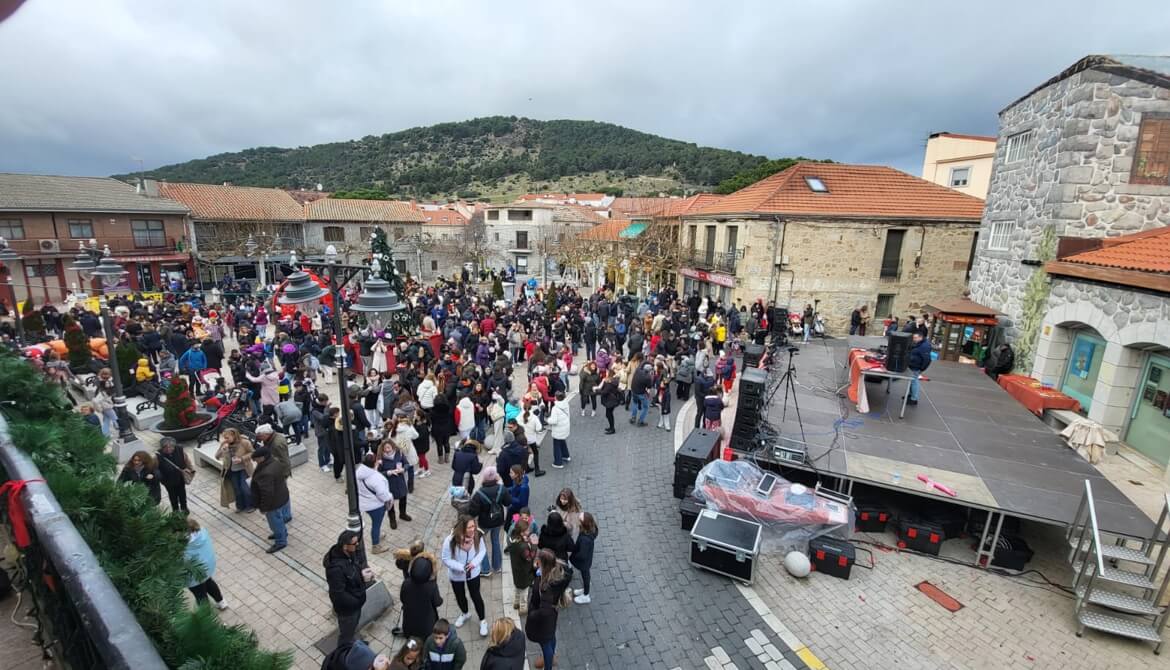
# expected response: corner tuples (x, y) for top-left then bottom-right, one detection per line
(21, 297), (44, 337)
(492, 276), (504, 301)
(116, 340), (141, 389)
(370, 228), (406, 297)
(545, 281), (558, 313)
(162, 376), (198, 429)
(63, 315), (91, 370)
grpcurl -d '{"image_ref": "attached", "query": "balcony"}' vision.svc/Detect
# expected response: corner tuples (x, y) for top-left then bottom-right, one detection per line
(879, 259), (902, 282)
(687, 249), (739, 274)
(7, 236), (183, 256)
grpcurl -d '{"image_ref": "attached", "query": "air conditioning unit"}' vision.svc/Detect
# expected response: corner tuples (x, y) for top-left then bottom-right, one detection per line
(39, 239), (60, 253)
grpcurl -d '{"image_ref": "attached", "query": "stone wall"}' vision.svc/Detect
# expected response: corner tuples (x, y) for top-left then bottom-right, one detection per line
(694, 216), (978, 333)
(970, 67), (1170, 341)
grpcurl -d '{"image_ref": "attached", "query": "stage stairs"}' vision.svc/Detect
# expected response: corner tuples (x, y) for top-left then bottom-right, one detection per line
(1067, 480), (1170, 653)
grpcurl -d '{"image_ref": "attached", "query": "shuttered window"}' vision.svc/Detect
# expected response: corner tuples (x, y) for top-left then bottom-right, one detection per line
(1133, 115), (1170, 185)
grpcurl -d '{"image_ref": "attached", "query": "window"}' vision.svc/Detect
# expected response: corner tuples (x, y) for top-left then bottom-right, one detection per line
(949, 166), (971, 188)
(131, 219), (165, 248)
(726, 226), (738, 253)
(430, 260), (438, 271)
(68, 218), (94, 238)
(1062, 331), (1105, 413)
(988, 221), (1015, 251)
(1005, 129), (1033, 163)
(875, 294), (895, 320)
(516, 256), (529, 274)
(25, 260), (58, 278)
(515, 231), (528, 249)
(323, 226), (345, 242)
(688, 225), (697, 250)
(395, 260), (407, 274)
(493, 232), (499, 242)
(0, 218), (25, 240)
(487, 210), (499, 220)
(880, 229), (905, 279)
(509, 209), (533, 221)
(804, 176), (828, 192)
(359, 226), (377, 241)
(1133, 114), (1170, 185)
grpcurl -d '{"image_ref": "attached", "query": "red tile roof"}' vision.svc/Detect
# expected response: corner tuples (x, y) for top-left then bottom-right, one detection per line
(689, 162), (986, 221)
(577, 219), (631, 242)
(569, 193), (607, 201)
(1063, 226), (1170, 273)
(421, 209), (468, 226)
(304, 198), (426, 223)
(286, 189), (332, 205)
(158, 182), (305, 221)
(609, 197), (676, 217)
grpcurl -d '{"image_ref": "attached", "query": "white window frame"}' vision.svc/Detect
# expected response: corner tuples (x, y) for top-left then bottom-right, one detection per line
(988, 221), (1015, 251)
(949, 166), (971, 188)
(1005, 130), (1033, 164)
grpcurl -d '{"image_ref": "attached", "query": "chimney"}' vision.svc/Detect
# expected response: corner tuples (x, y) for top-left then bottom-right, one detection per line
(142, 179), (160, 197)
(136, 178), (143, 193)
(223, 181), (232, 187)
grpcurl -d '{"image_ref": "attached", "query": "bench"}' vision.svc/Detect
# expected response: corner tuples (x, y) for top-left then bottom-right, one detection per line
(135, 381), (165, 414)
(193, 437), (309, 472)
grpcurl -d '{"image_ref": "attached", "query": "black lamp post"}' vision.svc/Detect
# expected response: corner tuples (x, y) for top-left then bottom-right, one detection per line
(69, 242), (139, 447)
(0, 236), (25, 345)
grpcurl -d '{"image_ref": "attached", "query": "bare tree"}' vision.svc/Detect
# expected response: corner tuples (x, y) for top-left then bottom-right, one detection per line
(624, 217), (682, 292)
(459, 211), (498, 271)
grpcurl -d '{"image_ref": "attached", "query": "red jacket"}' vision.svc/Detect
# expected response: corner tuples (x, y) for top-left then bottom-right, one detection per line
(535, 374), (553, 402)
(480, 317), (495, 335)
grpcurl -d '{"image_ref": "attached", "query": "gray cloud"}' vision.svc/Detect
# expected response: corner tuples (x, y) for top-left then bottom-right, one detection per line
(1, 0), (1167, 178)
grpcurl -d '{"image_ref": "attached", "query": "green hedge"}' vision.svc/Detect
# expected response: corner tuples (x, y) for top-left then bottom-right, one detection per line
(0, 350), (292, 670)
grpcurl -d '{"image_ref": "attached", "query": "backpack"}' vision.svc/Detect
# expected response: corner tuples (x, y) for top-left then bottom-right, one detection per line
(615, 321), (626, 335)
(477, 487), (505, 528)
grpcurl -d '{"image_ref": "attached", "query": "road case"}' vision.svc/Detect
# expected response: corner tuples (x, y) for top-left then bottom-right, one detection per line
(690, 510), (762, 584)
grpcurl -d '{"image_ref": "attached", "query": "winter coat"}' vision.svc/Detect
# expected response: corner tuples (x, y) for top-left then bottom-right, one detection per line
(495, 442), (529, 487)
(525, 570), (571, 644)
(246, 369), (280, 407)
(323, 545), (366, 616)
(505, 532), (537, 590)
(356, 463), (392, 512)
(546, 399), (571, 440)
(184, 528), (217, 588)
(178, 348), (207, 373)
(118, 464), (161, 503)
(599, 378), (622, 409)
(450, 445), (482, 487)
(416, 379), (438, 409)
(249, 458), (289, 513)
(430, 396), (457, 445)
(441, 532), (487, 582)
(424, 630), (467, 670)
(538, 516), (573, 561)
(507, 474), (530, 516)
(261, 432), (292, 480)
(594, 349), (612, 372)
(399, 555), (442, 639)
(630, 365), (654, 396)
(703, 393), (726, 421)
(570, 529), (597, 573)
(674, 356), (695, 384)
(455, 397), (476, 433)
(378, 450), (409, 500)
(479, 628), (526, 670)
(909, 338), (933, 372)
(467, 483), (512, 530)
(578, 368), (601, 397)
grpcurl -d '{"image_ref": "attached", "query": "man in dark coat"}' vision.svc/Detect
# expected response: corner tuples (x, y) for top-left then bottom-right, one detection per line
(495, 429), (530, 487)
(399, 554), (443, 639)
(906, 332), (933, 406)
(249, 447), (290, 553)
(323, 530), (372, 646)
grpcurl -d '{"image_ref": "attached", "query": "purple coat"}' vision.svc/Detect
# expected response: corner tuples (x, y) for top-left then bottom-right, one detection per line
(594, 349), (612, 372)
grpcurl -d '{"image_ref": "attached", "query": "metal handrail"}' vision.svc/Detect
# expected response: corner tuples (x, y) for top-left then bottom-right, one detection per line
(1083, 480), (1108, 577)
(0, 417), (166, 669)
(1152, 493), (1170, 622)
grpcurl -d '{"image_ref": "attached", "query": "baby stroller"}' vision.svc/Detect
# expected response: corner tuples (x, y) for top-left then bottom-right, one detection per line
(196, 389), (251, 443)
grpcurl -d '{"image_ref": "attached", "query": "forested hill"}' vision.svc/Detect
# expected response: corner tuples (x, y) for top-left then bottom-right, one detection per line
(116, 117), (770, 199)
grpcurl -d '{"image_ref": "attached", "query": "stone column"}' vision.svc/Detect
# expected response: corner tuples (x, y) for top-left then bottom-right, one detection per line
(1087, 341), (1142, 435)
(1031, 323), (1071, 385)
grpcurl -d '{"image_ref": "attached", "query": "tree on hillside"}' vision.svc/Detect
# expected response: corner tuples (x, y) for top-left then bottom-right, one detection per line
(715, 157), (831, 194)
(332, 188), (391, 200)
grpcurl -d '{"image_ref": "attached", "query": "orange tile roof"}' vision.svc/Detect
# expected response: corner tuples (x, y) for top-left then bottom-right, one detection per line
(577, 219), (631, 242)
(305, 198), (426, 223)
(689, 162), (986, 220)
(1063, 226), (1170, 273)
(609, 197), (677, 217)
(654, 193), (723, 218)
(421, 209), (468, 226)
(569, 193), (606, 201)
(553, 204), (609, 225)
(158, 182), (305, 221)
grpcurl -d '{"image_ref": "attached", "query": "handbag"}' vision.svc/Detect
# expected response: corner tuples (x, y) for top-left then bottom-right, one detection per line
(402, 443), (419, 467)
(487, 402), (505, 423)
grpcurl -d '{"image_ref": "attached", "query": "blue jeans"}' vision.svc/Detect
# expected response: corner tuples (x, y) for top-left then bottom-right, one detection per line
(908, 371), (923, 401)
(803, 324), (810, 342)
(281, 499), (292, 524)
(630, 393), (649, 423)
(227, 470), (252, 510)
(101, 409), (118, 436)
(367, 506), (386, 546)
(540, 637), (556, 669)
(481, 525), (502, 573)
(553, 438), (570, 466)
(265, 507), (287, 547)
(316, 437), (332, 467)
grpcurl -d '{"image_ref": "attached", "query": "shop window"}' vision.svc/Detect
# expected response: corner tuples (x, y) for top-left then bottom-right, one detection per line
(1061, 331), (1105, 412)
(68, 218), (94, 238)
(1127, 354), (1170, 466)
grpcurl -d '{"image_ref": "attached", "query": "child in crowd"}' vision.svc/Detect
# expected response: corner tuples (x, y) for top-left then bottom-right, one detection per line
(505, 517), (538, 615)
(423, 619), (466, 670)
(505, 464), (529, 530)
(570, 512), (598, 604)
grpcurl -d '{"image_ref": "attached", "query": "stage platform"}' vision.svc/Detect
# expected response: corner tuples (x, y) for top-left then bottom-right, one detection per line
(741, 337), (1154, 539)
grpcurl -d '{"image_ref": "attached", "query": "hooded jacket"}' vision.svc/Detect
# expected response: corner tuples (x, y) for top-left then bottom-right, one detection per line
(356, 463), (392, 513)
(184, 528), (217, 588)
(479, 628), (526, 670)
(495, 440), (529, 487)
(546, 399), (571, 440)
(323, 544), (366, 615)
(455, 396), (476, 433)
(399, 555), (442, 639)
(423, 629), (466, 670)
(416, 378), (438, 409)
(537, 514), (573, 561)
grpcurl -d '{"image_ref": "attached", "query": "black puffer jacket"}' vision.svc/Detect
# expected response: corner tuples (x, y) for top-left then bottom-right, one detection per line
(480, 628), (526, 670)
(322, 545), (366, 615)
(399, 555), (442, 639)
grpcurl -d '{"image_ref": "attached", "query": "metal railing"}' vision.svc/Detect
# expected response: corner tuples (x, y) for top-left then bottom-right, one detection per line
(8, 236), (183, 255)
(879, 259), (902, 281)
(686, 249), (738, 274)
(0, 417), (166, 669)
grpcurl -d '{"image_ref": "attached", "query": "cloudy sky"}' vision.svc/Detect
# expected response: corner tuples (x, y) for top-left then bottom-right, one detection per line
(2, 0), (1167, 179)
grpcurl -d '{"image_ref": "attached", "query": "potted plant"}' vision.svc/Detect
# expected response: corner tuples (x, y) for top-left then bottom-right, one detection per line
(151, 376), (213, 441)
(63, 315), (93, 373)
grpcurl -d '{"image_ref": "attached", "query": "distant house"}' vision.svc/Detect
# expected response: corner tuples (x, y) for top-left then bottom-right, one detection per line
(682, 162), (985, 329)
(418, 207), (468, 279)
(920, 132), (997, 199)
(158, 182), (306, 284)
(968, 54), (1170, 469)
(303, 198), (426, 269)
(0, 173), (190, 302)
(483, 203), (606, 279)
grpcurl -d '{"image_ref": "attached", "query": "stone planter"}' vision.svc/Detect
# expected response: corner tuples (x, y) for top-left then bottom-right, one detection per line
(150, 414), (215, 442)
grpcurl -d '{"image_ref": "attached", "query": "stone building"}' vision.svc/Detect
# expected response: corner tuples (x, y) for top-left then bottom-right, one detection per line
(482, 203), (606, 280)
(969, 55), (1170, 470)
(303, 198), (426, 271)
(681, 162), (985, 331)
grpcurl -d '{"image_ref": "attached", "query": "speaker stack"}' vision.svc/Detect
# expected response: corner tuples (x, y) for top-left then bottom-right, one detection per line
(768, 306), (789, 334)
(886, 331), (912, 373)
(730, 367), (768, 452)
(674, 428), (720, 498)
(742, 342), (764, 369)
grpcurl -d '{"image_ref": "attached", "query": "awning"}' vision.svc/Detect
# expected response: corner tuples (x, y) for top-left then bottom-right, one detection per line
(619, 222), (648, 238)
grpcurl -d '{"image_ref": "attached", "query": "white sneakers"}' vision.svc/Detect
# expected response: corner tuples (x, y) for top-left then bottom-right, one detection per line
(591, 409), (596, 417)
(418, 469), (433, 479)
(574, 594), (591, 604)
(320, 465), (331, 472)
(479, 620), (489, 637)
(581, 409), (586, 416)
(215, 598), (229, 610)
(455, 613), (470, 628)
(573, 588), (584, 596)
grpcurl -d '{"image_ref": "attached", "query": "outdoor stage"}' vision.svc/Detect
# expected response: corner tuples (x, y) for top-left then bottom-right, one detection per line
(737, 336), (1154, 540)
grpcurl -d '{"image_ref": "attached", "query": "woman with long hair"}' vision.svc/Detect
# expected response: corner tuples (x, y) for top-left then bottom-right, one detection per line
(480, 617), (526, 670)
(215, 428), (255, 512)
(439, 515), (488, 637)
(377, 426), (412, 527)
(118, 450), (161, 504)
(525, 548), (572, 670)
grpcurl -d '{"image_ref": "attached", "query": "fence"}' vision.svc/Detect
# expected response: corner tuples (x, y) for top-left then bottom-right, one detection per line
(0, 418), (166, 669)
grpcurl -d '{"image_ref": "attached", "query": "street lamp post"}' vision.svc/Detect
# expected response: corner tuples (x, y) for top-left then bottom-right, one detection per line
(0, 236), (25, 345)
(69, 243), (139, 451)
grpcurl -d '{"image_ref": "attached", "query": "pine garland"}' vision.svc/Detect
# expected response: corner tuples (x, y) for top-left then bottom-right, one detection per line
(0, 350), (292, 669)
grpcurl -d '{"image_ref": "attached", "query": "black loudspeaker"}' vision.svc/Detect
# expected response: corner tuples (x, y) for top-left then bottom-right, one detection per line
(743, 343), (764, 369)
(675, 429), (720, 498)
(738, 368), (767, 398)
(886, 331), (912, 373)
(768, 307), (789, 333)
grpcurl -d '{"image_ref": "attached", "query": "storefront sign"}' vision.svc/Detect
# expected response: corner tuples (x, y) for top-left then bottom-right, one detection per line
(680, 268), (735, 288)
(939, 314), (998, 326)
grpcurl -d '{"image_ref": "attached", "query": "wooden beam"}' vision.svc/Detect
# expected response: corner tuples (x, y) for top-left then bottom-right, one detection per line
(1045, 261), (1170, 294)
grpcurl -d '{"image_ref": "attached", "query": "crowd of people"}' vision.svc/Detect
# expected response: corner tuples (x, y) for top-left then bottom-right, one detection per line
(5, 267), (782, 669)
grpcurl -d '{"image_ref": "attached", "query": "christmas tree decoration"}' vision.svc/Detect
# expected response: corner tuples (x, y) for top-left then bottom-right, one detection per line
(161, 376), (198, 429)
(63, 315), (91, 370)
(369, 227), (406, 297)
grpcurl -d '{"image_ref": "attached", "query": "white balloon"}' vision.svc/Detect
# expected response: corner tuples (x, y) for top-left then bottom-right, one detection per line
(784, 551), (811, 578)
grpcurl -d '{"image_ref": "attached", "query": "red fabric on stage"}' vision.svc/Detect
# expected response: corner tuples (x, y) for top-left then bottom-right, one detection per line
(997, 374), (1081, 416)
(847, 348), (881, 404)
(0, 479), (44, 548)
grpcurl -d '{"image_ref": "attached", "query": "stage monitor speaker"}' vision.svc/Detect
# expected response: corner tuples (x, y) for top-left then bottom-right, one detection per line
(743, 343), (764, 368)
(886, 331), (912, 373)
(768, 306), (789, 334)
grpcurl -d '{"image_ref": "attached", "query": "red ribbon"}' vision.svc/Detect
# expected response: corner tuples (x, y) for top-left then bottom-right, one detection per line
(0, 479), (45, 548)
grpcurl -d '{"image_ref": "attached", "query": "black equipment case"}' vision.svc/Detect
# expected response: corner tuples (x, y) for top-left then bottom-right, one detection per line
(809, 537), (856, 580)
(854, 503), (892, 532)
(690, 511), (762, 584)
(895, 517), (944, 555)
